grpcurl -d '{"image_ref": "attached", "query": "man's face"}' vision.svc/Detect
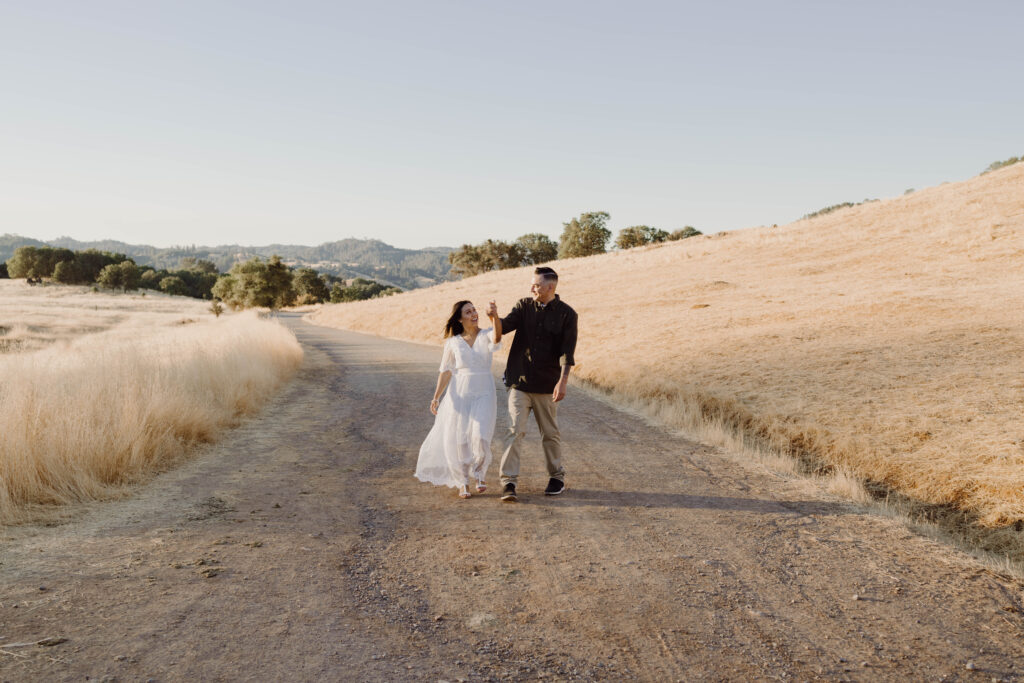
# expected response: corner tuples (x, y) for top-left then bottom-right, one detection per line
(531, 274), (555, 303)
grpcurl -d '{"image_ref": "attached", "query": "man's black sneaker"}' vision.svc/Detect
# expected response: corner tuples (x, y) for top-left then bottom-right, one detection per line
(501, 483), (518, 502)
(544, 478), (565, 496)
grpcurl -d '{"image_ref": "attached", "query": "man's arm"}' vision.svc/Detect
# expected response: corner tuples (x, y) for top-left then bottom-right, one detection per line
(499, 300), (523, 334)
(552, 310), (578, 403)
(552, 364), (571, 402)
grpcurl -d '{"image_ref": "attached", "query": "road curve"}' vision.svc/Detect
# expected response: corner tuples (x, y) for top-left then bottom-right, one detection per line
(2, 314), (1022, 681)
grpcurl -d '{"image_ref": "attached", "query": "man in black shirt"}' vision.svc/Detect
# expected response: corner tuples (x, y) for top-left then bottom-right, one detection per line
(487, 266), (578, 502)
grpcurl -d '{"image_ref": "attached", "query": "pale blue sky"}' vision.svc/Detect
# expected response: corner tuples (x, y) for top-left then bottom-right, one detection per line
(1, 1), (1021, 249)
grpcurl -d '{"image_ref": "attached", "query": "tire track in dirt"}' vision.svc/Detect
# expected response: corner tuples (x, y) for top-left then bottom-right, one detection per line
(2, 314), (1023, 681)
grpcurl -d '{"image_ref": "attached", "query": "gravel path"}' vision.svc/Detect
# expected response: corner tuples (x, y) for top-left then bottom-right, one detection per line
(2, 314), (1022, 681)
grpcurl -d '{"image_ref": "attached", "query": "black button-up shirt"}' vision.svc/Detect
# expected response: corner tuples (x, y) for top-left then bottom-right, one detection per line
(500, 294), (578, 394)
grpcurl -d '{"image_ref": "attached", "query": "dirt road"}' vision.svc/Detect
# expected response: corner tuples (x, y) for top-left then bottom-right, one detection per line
(3, 314), (1023, 681)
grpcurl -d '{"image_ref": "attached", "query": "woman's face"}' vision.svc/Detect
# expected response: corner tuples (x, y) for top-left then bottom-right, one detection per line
(460, 302), (479, 327)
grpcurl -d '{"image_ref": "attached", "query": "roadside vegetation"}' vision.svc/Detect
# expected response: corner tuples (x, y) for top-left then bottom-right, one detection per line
(309, 162), (1024, 565)
(0, 295), (303, 523)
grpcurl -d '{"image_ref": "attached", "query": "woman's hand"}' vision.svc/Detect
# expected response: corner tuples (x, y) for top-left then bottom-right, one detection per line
(431, 371), (451, 415)
(488, 300), (502, 343)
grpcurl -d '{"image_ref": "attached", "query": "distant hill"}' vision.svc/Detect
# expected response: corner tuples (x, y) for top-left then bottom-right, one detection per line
(0, 235), (453, 290)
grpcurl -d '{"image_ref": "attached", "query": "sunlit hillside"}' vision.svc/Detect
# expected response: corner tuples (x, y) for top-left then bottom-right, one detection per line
(309, 163), (1024, 554)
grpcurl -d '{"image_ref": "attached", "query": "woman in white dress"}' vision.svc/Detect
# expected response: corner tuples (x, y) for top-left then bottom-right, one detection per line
(416, 300), (502, 499)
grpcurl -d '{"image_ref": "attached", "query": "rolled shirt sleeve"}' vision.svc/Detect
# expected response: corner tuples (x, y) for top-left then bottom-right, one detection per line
(559, 309), (577, 368)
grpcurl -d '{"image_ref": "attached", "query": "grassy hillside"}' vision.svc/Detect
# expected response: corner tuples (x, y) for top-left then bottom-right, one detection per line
(309, 163), (1024, 558)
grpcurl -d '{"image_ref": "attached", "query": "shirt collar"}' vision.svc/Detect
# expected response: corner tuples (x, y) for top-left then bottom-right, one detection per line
(534, 293), (559, 310)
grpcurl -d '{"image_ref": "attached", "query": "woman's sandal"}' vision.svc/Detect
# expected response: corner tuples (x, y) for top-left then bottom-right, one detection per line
(458, 486), (471, 499)
(476, 481), (487, 493)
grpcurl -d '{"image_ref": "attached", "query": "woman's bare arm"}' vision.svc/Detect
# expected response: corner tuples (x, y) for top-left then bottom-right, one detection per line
(430, 370), (452, 415)
(488, 300), (502, 343)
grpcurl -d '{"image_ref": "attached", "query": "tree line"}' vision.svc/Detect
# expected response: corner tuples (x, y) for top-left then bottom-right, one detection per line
(3, 246), (400, 309)
(447, 212), (702, 279)
(210, 257), (401, 309)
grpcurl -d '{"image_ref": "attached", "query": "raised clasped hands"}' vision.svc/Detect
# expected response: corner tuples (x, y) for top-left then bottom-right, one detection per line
(486, 300), (498, 318)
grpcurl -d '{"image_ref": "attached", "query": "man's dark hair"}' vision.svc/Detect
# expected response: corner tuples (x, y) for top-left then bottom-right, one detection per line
(534, 266), (558, 283)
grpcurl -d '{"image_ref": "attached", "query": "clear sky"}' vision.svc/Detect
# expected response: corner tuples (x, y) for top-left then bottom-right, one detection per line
(2, 1), (1021, 249)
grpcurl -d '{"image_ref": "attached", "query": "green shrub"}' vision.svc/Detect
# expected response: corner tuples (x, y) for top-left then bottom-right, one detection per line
(52, 260), (83, 284)
(615, 225), (669, 250)
(801, 198), (877, 221)
(211, 255), (295, 310)
(329, 277), (401, 303)
(558, 211), (611, 259)
(159, 275), (189, 296)
(668, 226), (702, 241)
(293, 267), (331, 304)
(96, 261), (140, 291)
(982, 155), (1023, 174)
(802, 202), (856, 220)
(514, 233), (558, 265)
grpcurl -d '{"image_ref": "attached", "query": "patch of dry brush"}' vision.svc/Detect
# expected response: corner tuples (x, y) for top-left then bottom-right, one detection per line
(309, 163), (1024, 559)
(0, 310), (303, 523)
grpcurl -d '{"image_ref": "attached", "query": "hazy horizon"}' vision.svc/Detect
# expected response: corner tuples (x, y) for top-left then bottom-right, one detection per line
(2, 231), (454, 251)
(3, 1), (1021, 250)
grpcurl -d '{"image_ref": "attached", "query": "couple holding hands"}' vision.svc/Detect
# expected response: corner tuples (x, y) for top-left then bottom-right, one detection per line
(415, 267), (578, 502)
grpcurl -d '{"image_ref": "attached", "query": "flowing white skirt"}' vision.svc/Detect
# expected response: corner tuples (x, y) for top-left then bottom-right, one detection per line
(416, 370), (497, 488)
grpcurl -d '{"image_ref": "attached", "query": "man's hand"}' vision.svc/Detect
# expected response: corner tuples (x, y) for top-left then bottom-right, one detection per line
(486, 300), (498, 318)
(552, 379), (567, 403)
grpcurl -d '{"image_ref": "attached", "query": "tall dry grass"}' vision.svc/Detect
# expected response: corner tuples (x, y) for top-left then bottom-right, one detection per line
(308, 163), (1024, 559)
(0, 308), (303, 524)
(0, 280), (217, 353)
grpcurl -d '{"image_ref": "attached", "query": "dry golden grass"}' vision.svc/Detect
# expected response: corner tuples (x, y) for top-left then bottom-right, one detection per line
(0, 280), (217, 353)
(309, 163), (1024, 554)
(0, 284), (303, 523)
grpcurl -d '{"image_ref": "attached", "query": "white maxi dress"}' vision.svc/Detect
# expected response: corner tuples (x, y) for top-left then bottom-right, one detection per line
(415, 328), (500, 488)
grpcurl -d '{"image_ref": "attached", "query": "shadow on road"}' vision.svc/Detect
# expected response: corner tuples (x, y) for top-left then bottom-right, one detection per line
(548, 488), (849, 516)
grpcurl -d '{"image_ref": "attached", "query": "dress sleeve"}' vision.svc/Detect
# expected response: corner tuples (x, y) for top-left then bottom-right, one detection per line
(439, 339), (456, 373)
(485, 327), (502, 352)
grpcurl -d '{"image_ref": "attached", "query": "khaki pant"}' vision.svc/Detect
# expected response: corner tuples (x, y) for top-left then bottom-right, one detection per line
(499, 389), (564, 486)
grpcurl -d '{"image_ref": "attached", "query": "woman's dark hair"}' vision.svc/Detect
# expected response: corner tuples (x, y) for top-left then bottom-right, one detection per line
(444, 300), (473, 338)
